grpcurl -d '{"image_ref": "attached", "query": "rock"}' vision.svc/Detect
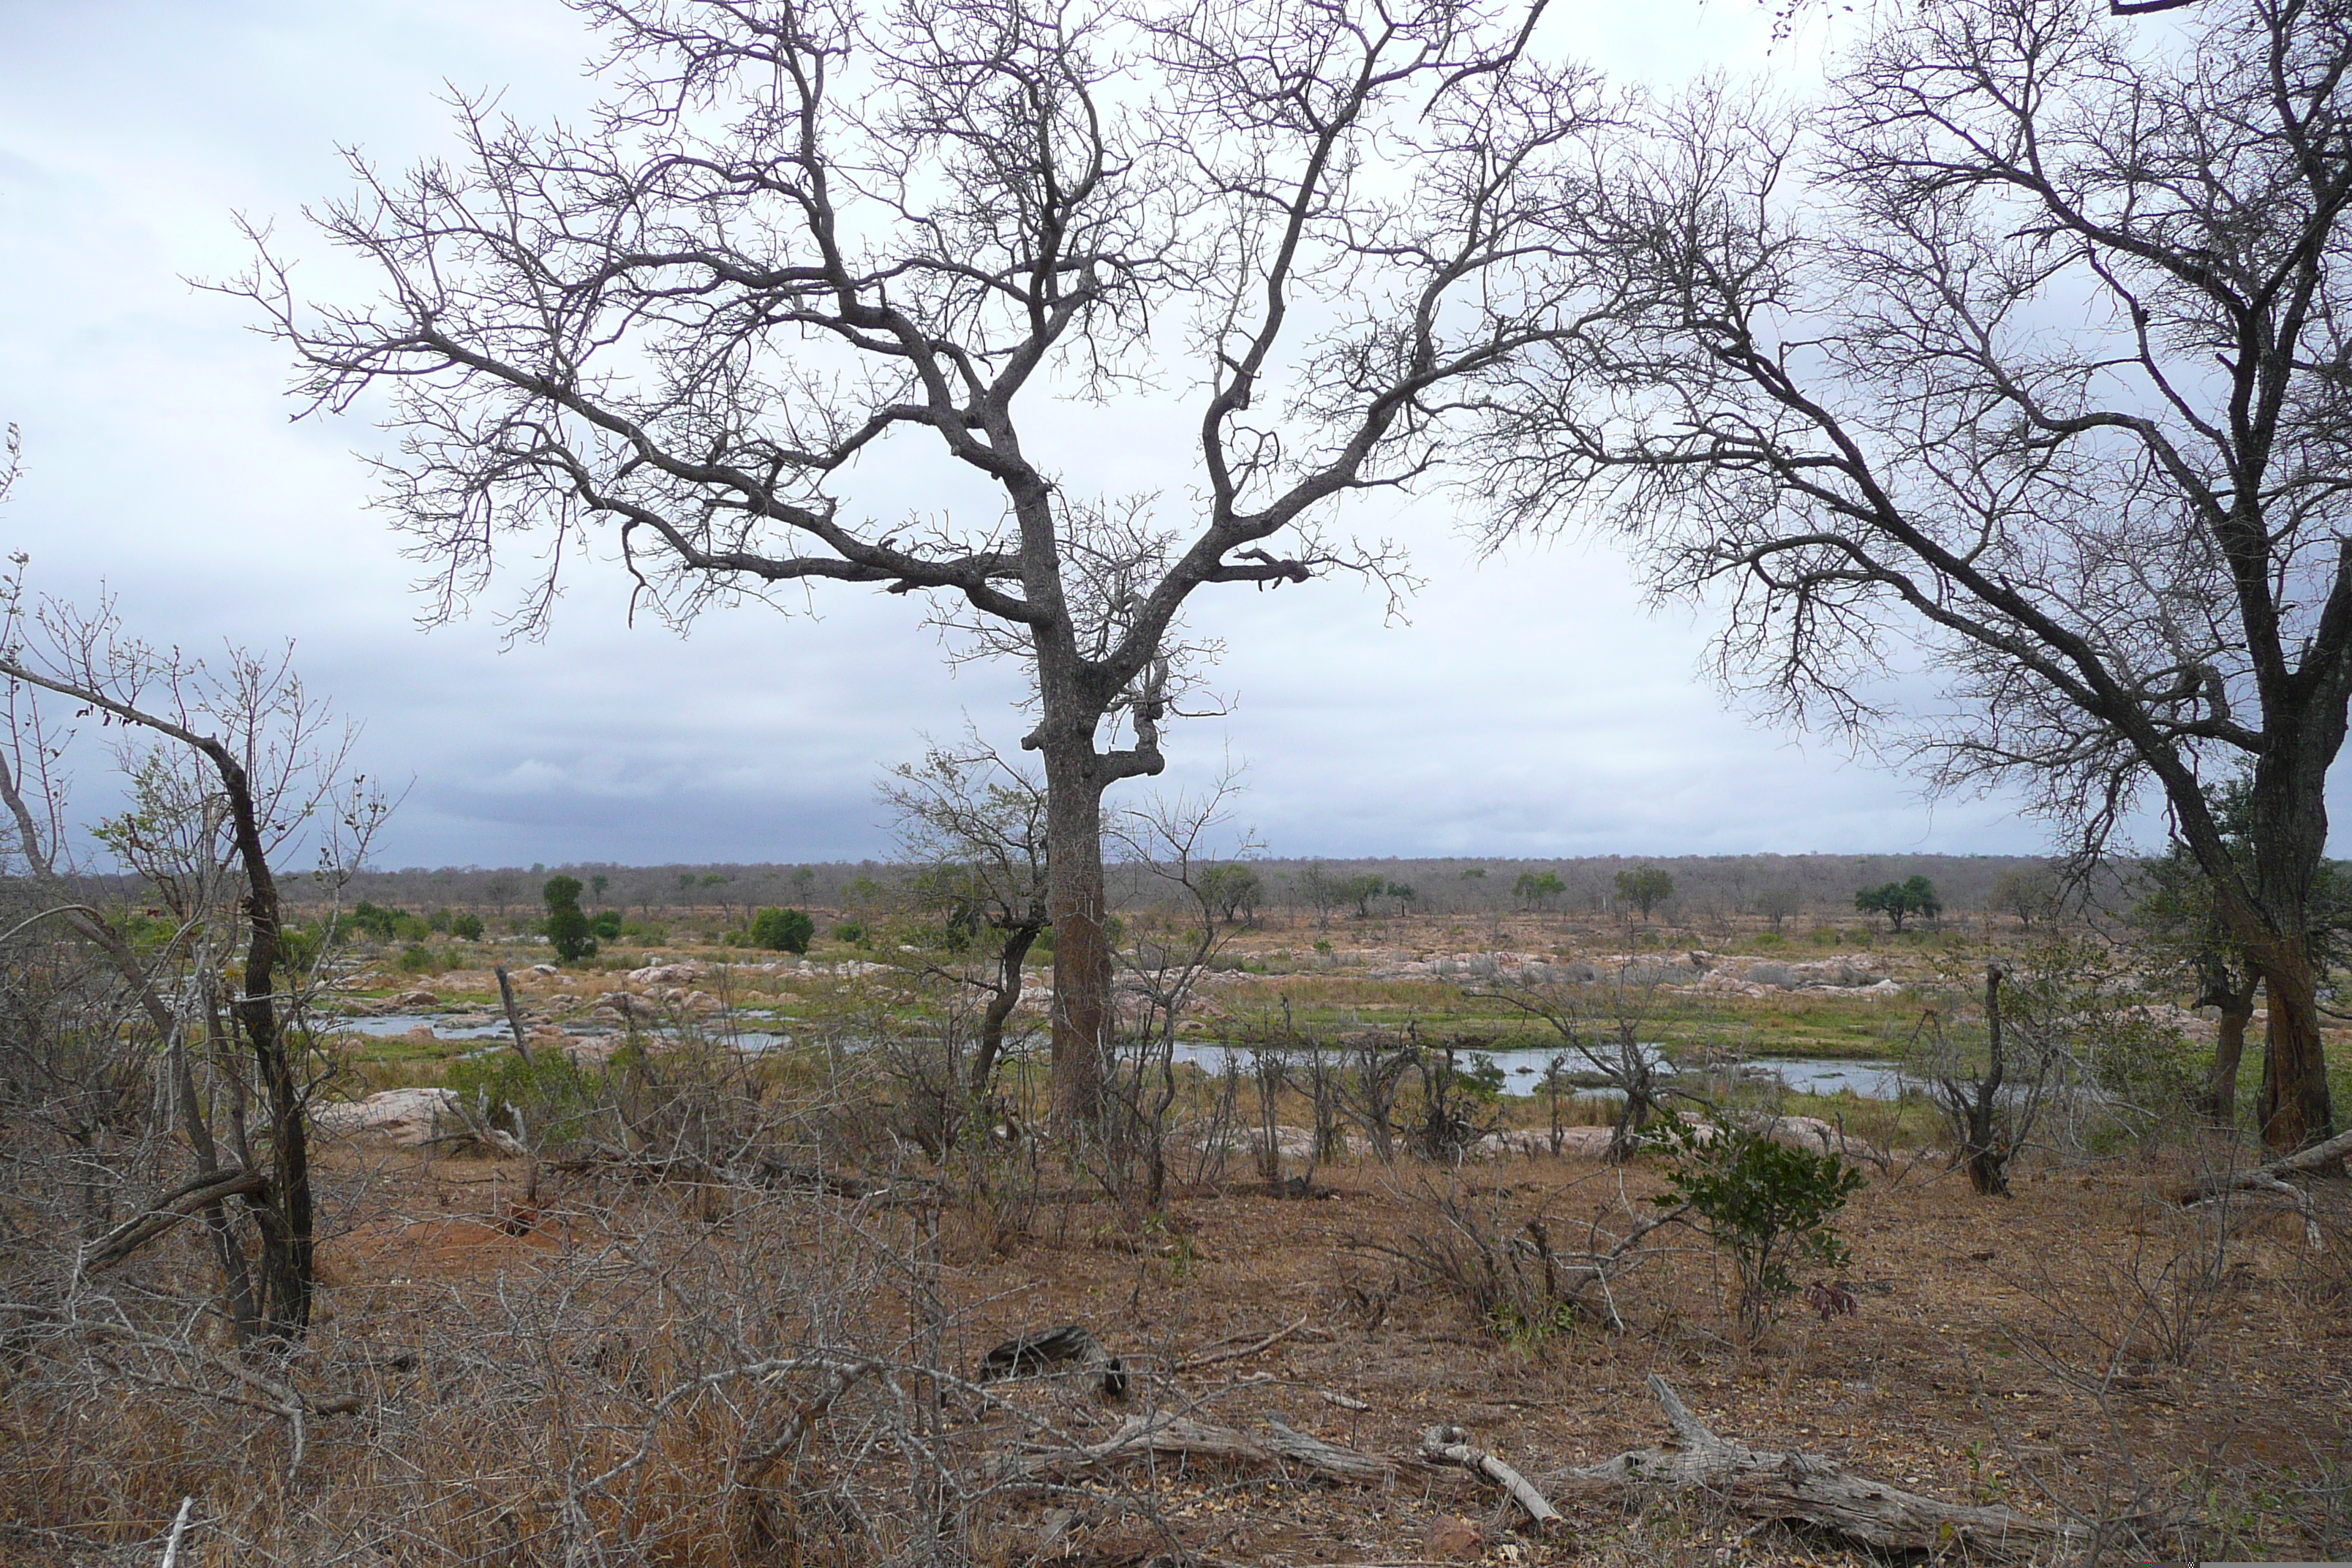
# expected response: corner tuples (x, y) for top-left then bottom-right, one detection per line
(1760, 1115), (1886, 1164)
(1422, 1514), (1484, 1561)
(391, 990), (439, 1009)
(529, 963), (559, 977)
(595, 991), (663, 1022)
(628, 961), (706, 986)
(311, 1088), (459, 1146)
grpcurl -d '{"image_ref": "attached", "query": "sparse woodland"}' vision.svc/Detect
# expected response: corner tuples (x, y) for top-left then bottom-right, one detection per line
(7, 0), (2352, 1563)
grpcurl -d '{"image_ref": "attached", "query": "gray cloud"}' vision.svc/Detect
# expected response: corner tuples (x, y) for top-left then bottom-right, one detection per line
(0, 0), (2290, 867)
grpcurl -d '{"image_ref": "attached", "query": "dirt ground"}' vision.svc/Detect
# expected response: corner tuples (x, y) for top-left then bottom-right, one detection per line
(266, 1133), (2352, 1568)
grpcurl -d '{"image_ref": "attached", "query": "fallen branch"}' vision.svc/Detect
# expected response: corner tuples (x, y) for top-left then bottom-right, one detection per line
(1419, 1425), (1563, 1526)
(979, 1324), (1128, 1399)
(2178, 1126), (2352, 1205)
(1012, 1410), (1390, 1484)
(1173, 1314), (1332, 1371)
(1550, 1375), (2083, 1556)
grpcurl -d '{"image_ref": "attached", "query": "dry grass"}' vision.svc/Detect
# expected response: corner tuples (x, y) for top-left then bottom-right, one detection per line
(9, 1123), (2346, 1567)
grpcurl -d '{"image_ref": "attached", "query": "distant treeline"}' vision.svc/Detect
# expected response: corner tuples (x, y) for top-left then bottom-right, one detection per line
(328, 851), (2102, 924)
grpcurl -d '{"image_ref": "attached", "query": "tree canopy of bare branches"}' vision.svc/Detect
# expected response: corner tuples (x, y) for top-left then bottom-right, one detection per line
(0, 559), (384, 1346)
(235, 0), (1607, 1132)
(1482, 0), (2352, 1148)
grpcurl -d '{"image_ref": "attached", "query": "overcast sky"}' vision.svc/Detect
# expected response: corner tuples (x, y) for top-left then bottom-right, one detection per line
(0, 0), (2252, 870)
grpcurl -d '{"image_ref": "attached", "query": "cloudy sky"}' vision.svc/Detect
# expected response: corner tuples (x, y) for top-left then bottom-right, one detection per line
(0, 0), (2223, 869)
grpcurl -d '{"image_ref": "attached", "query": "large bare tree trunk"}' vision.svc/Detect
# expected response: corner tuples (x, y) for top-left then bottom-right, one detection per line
(2250, 935), (2333, 1152)
(1042, 750), (1111, 1132)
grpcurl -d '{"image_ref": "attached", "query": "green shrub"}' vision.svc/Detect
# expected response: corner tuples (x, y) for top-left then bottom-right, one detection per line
(448, 911), (485, 941)
(590, 909), (624, 941)
(618, 918), (666, 942)
(397, 942), (437, 974)
(542, 875), (597, 962)
(750, 907), (815, 953)
(831, 919), (867, 946)
(445, 1049), (598, 1144)
(351, 901), (403, 941)
(1653, 1116), (1865, 1334)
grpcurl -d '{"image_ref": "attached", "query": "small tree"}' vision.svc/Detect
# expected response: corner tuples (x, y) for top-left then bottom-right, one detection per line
(1340, 872), (1387, 920)
(1198, 864), (1263, 928)
(1855, 875), (1940, 933)
(1652, 1116), (1864, 1335)
(1615, 866), (1674, 921)
(543, 875), (596, 962)
(483, 872), (518, 917)
(750, 908), (815, 954)
(1754, 885), (1801, 930)
(1988, 866), (2062, 933)
(1480, 965), (1678, 1161)
(1514, 870), (1567, 910)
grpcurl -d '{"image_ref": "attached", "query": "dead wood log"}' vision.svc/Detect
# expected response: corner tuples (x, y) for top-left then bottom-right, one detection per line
(1420, 1425), (1564, 1526)
(1012, 1410), (1391, 1484)
(2178, 1126), (2352, 1205)
(979, 1324), (1128, 1398)
(1550, 1375), (2083, 1556)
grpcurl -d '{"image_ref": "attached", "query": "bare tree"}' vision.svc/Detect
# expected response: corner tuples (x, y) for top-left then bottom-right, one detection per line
(1477, 965), (1676, 1161)
(235, 0), (1602, 1130)
(0, 564), (382, 1345)
(1485, 0), (2352, 1148)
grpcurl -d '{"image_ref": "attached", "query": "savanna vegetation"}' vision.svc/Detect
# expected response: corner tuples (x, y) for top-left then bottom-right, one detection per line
(7, 0), (2352, 1561)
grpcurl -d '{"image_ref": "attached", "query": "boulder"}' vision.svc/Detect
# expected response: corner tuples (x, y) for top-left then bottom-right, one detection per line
(628, 961), (706, 986)
(391, 990), (439, 1009)
(1760, 1115), (1886, 1164)
(311, 1088), (459, 1146)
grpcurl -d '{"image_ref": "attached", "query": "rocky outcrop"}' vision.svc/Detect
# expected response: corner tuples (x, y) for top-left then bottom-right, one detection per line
(311, 1088), (459, 1146)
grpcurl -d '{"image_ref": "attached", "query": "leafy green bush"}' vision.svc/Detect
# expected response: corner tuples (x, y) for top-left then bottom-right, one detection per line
(1653, 1116), (1865, 1334)
(831, 919), (867, 946)
(397, 942), (437, 974)
(448, 911), (485, 941)
(445, 1049), (598, 1143)
(590, 909), (624, 941)
(351, 900), (402, 941)
(750, 907), (815, 953)
(542, 875), (597, 962)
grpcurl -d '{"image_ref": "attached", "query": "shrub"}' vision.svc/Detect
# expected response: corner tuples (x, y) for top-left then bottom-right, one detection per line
(542, 875), (597, 962)
(445, 1049), (599, 1144)
(1652, 1116), (1865, 1334)
(750, 907), (815, 953)
(831, 919), (867, 946)
(448, 911), (485, 941)
(590, 909), (624, 941)
(397, 942), (437, 975)
(350, 900), (402, 941)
